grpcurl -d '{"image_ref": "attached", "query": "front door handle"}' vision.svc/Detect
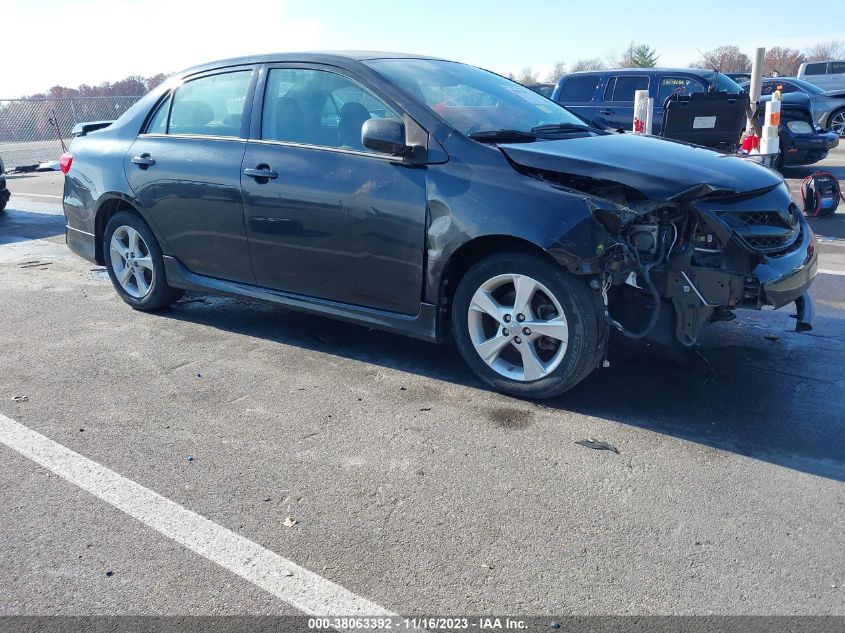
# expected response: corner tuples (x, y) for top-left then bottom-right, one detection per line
(598, 109), (613, 115)
(244, 166), (278, 180)
(131, 154), (155, 168)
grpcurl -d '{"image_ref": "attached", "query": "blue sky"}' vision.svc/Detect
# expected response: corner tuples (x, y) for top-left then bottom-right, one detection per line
(5, 0), (844, 96)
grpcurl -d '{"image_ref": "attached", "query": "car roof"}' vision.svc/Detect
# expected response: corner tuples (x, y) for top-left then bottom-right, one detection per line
(179, 51), (446, 76)
(563, 67), (718, 76)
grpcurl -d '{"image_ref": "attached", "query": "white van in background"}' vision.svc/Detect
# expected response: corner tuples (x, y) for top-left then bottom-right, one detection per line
(798, 60), (845, 91)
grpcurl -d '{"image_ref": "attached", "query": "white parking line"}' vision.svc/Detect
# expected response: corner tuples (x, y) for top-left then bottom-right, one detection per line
(10, 192), (62, 199)
(0, 412), (393, 617)
(819, 268), (845, 276)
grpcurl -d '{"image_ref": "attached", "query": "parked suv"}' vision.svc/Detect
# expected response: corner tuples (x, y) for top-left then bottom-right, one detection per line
(551, 67), (742, 134)
(61, 53), (817, 398)
(797, 60), (845, 91)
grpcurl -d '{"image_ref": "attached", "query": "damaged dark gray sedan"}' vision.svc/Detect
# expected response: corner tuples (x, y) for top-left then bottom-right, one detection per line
(61, 53), (818, 398)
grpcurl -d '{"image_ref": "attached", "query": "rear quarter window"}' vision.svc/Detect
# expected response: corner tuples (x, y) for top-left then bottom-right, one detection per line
(557, 76), (599, 102)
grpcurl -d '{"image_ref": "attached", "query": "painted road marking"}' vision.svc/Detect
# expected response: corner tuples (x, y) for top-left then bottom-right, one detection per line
(0, 412), (393, 617)
(819, 268), (845, 276)
(10, 192), (62, 199)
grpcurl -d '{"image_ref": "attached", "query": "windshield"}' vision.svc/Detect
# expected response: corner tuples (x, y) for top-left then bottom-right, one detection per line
(702, 72), (743, 93)
(366, 58), (586, 137)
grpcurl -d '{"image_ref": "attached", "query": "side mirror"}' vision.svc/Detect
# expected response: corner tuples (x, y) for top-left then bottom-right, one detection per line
(361, 118), (408, 156)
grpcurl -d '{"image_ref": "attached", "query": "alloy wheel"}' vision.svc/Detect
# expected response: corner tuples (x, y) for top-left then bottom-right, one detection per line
(831, 111), (845, 137)
(109, 225), (154, 298)
(467, 273), (569, 382)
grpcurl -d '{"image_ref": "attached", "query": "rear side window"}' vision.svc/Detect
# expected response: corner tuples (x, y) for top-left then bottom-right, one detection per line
(557, 76), (599, 102)
(831, 62), (845, 74)
(657, 77), (706, 103)
(804, 62), (827, 76)
(603, 76), (649, 102)
(765, 82), (798, 94)
(167, 71), (252, 137)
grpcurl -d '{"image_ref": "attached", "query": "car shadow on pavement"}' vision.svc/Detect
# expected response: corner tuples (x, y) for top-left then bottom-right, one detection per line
(161, 293), (845, 483)
(0, 208), (66, 244)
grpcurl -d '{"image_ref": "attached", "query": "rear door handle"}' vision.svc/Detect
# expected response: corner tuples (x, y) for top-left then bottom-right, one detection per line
(131, 154), (155, 168)
(243, 167), (278, 180)
(598, 109), (613, 115)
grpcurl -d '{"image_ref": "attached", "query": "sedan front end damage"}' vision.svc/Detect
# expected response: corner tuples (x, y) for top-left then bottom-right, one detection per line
(595, 182), (818, 347)
(499, 134), (818, 347)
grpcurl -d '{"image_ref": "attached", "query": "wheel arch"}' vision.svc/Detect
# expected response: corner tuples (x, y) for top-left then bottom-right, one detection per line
(93, 194), (165, 264)
(435, 235), (560, 328)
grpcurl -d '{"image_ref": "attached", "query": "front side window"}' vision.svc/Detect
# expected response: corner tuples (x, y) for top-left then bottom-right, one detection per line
(367, 59), (589, 135)
(658, 77), (706, 103)
(167, 70), (252, 137)
(804, 62), (827, 76)
(262, 68), (399, 151)
(604, 76), (649, 102)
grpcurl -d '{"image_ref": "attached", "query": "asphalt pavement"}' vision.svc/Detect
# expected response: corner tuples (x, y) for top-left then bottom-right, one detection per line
(0, 153), (843, 617)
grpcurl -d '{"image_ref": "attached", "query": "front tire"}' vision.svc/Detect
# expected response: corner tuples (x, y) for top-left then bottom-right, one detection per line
(103, 211), (183, 310)
(451, 252), (606, 399)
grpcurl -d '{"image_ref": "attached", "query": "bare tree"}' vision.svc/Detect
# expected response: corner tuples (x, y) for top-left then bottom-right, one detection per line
(617, 42), (659, 68)
(690, 45), (751, 72)
(804, 40), (845, 61)
(546, 60), (567, 83)
(145, 73), (170, 92)
(516, 66), (538, 85)
(570, 58), (606, 72)
(763, 47), (805, 76)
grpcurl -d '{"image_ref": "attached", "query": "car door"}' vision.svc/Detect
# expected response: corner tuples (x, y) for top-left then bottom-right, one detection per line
(552, 74), (600, 123)
(596, 75), (649, 130)
(125, 67), (257, 283)
(240, 64), (427, 315)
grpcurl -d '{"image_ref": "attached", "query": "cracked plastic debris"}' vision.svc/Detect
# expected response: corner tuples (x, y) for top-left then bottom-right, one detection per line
(575, 438), (620, 454)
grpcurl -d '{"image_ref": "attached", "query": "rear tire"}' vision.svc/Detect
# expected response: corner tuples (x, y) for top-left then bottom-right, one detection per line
(451, 252), (606, 399)
(103, 211), (183, 311)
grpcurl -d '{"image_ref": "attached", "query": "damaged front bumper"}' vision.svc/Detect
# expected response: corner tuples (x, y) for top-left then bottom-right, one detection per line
(593, 182), (818, 346)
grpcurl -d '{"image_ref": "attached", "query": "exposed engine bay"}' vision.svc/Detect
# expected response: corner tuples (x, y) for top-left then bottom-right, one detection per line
(519, 168), (817, 347)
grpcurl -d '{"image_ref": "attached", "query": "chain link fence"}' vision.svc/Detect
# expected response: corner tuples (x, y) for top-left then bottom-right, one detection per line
(0, 96), (143, 169)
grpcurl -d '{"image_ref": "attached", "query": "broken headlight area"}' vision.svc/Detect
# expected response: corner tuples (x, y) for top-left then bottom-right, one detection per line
(588, 184), (814, 347)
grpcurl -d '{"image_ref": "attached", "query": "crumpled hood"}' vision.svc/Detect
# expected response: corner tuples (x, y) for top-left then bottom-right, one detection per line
(499, 133), (783, 200)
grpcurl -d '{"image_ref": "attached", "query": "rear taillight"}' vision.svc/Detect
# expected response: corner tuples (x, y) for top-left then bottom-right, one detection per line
(59, 152), (73, 174)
